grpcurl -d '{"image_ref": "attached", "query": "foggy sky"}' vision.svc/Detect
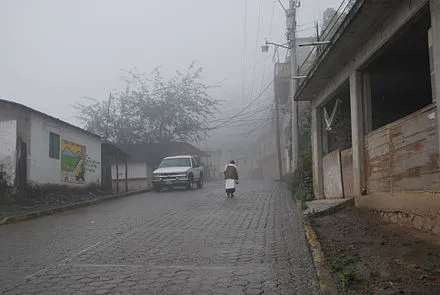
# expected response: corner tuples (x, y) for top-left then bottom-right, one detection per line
(1, 0), (342, 145)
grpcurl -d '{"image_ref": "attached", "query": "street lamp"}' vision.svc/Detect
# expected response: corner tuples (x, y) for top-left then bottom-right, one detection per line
(261, 38), (290, 53)
(261, 44), (269, 53)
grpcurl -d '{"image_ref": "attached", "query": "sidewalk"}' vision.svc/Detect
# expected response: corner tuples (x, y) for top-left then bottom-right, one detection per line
(304, 198), (353, 216)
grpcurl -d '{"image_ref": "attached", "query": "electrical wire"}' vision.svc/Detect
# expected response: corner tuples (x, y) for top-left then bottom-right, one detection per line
(209, 102), (274, 123)
(209, 79), (274, 130)
(209, 47), (288, 131)
(242, 0), (248, 102)
(250, 0), (264, 101)
(220, 100), (275, 129)
(257, 0), (276, 94)
(213, 56), (270, 86)
(213, 102), (275, 134)
(211, 100), (273, 129)
(241, 102), (275, 136)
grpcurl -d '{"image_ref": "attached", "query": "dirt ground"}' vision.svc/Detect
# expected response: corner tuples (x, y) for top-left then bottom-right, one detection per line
(312, 206), (440, 295)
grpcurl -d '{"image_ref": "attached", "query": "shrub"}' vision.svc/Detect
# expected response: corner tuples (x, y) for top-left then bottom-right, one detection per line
(284, 149), (313, 201)
(284, 105), (314, 201)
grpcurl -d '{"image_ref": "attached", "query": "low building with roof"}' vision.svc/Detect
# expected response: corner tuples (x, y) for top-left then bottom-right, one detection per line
(0, 99), (102, 191)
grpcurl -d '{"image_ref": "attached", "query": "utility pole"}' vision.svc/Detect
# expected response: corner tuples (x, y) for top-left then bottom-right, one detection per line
(288, 0), (299, 172)
(104, 93), (112, 142)
(264, 0), (299, 174)
(275, 96), (283, 179)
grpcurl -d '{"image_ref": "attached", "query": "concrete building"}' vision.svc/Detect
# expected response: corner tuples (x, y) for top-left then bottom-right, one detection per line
(296, 0), (440, 233)
(0, 99), (102, 190)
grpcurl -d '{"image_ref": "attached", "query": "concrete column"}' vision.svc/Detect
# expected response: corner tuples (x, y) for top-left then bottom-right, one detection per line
(363, 72), (373, 133)
(322, 128), (329, 155)
(350, 71), (365, 196)
(430, 0), (440, 152)
(311, 104), (324, 199)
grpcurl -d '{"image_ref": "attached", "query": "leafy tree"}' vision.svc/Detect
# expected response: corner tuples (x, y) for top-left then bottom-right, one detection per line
(75, 63), (218, 144)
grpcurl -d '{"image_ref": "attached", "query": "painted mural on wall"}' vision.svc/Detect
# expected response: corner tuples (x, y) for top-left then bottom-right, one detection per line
(61, 140), (87, 183)
(60, 139), (100, 184)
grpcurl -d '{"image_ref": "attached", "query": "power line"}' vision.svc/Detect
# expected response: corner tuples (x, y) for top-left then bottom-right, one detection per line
(242, 0), (248, 102)
(212, 102), (274, 135)
(213, 56), (270, 86)
(211, 100), (273, 129)
(250, 0), (264, 102)
(241, 102), (275, 137)
(268, 0), (276, 37)
(210, 102), (273, 123)
(216, 116), (272, 129)
(257, 0), (276, 95)
(297, 17), (324, 28)
(209, 49), (287, 130)
(209, 79), (274, 130)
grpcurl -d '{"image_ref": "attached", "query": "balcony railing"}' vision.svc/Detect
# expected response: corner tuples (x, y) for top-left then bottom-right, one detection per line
(297, 0), (358, 81)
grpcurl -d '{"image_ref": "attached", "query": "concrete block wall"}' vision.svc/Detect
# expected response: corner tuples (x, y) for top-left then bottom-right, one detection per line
(365, 105), (440, 194)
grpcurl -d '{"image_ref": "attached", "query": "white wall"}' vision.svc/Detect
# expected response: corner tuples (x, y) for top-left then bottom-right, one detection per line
(111, 162), (149, 192)
(0, 120), (17, 185)
(29, 114), (101, 186)
(111, 162), (148, 180)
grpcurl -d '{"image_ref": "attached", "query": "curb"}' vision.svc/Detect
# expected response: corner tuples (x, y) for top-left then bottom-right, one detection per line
(303, 220), (338, 295)
(0, 189), (150, 226)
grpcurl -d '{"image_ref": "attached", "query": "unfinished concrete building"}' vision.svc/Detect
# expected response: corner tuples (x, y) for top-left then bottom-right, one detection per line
(296, 0), (440, 233)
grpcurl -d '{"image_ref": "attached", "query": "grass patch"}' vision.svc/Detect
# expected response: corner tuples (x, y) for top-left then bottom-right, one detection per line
(293, 187), (308, 201)
(332, 253), (361, 272)
(301, 200), (309, 211)
(331, 253), (363, 291)
(341, 253), (360, 266)
(337, 269), (363, 291)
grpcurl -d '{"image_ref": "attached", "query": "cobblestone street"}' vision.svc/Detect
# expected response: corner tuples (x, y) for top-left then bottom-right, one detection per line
(0, 182), (318, 294)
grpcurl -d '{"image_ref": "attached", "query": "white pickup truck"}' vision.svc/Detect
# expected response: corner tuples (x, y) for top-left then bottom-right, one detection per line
(152, 155), (204, 192)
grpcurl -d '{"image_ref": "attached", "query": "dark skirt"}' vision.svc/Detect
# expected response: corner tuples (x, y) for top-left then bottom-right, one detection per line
(226, 188), (236, 194)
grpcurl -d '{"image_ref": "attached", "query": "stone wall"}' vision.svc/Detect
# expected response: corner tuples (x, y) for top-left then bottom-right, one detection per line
(374, 210), (440, 235)
(356, 192), (440, 235)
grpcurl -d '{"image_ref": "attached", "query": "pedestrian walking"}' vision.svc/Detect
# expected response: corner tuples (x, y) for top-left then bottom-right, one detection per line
(224, 160), (239, 197)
